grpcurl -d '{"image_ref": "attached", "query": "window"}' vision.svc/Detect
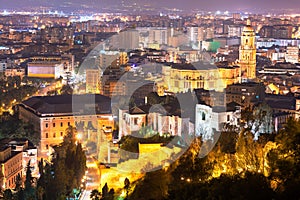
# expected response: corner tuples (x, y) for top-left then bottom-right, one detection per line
(45, 133), (48, 138)
(53, 123), (55, 127)
(46, 145), (49, 150)
(134, 118), (138, 125)
(60, 122), (63, 127)
(202, 112), (206, 121)
(68, 122), (70, 126)
(227, 115), (230, 122)
(53, 133), (56, 138)
(45, 123), (48, 128)
(60, 132), (63, 137)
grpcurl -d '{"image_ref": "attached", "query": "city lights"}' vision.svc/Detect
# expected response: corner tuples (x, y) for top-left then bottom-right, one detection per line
(0, 1), (299, 199)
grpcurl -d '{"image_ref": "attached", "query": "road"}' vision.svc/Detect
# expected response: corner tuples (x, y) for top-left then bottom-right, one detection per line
(80, 156), (101, 200)
(36, 81), (62, 96)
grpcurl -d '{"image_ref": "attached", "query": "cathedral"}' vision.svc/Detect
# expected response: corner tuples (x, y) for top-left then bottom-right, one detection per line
(239, 19), (256, 81)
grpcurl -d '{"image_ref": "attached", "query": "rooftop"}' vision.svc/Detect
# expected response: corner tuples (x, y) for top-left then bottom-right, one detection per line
(20, 94), (112, 116)
(169, 61), (217, 71)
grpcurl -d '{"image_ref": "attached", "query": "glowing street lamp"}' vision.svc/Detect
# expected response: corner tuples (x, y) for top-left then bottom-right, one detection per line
(76, 133), (83, 141)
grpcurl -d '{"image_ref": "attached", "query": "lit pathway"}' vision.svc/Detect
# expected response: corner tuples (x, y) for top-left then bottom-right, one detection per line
(80, 156), (101, 200)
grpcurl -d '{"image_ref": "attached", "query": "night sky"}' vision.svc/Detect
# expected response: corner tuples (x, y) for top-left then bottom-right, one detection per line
(1, 0), (300, 12)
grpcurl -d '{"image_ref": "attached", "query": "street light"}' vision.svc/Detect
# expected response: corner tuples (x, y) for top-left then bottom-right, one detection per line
(76, 133), (83, 141)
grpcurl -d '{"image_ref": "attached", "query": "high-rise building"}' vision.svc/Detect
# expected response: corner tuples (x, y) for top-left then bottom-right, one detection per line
(239, 19), (256, 81)
(86, 69), (101, 94)
(228, 25), (242, 37)
(285, 46), (299, 64)
(111, 29), (139, 50)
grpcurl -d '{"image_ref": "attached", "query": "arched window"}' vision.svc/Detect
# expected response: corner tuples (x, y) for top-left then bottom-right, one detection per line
(202, 112), (206, 120)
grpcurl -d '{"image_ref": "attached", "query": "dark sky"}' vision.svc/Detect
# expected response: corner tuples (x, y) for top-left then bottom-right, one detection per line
(1, 0), (300, 12)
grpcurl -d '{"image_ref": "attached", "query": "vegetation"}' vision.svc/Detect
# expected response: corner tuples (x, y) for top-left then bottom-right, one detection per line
(2, 161), (36, 200)
(36, 126), (87, 200)
(128, 118), (300, 200)
(89, 183), (114, 200)
(0, 76), (37, 112)
(0, 114), (40, 145)
(119, 133), (176, 161)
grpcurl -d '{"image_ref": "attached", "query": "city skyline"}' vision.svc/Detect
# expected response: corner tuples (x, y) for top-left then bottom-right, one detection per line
(1, 0), (300, 13)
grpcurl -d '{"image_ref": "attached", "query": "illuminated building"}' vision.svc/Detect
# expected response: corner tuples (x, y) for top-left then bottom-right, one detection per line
(27, 61), (64, 79)
(119, 105), (194, 139)
(3, 139), (39, 179)
(259, 62), (300, 75)
(119, 106), (148, 138)
(228, 25), (242, 37)
(110, 29), (139, 50)
(86, 69), (101, 94)
(4, 68), (25, 79)
(0, 60), (7, 72)
(99, 51), (128, 69)
(157, 62), (240, 95)
(137, 27), (169, 48)
(103, 79), (126, 97)
(195, 103), (241, 140)
(148, 28), (168, 45)
(0, 139), (23, 190)
(239, 19), (256, 81)
(226, 82), (265, 108)
(27, 55), (73, 79)
(18, 94), (114, 158)
(285, 46), (299, 64)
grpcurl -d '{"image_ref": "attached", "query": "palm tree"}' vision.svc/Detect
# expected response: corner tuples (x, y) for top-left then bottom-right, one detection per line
(90, 189), (101, 200)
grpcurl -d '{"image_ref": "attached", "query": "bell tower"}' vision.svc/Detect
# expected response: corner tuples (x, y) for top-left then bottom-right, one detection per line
(239, 19), (256, 81)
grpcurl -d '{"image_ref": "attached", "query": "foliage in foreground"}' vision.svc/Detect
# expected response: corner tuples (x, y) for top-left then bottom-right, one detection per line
(129, 118), (300, 200)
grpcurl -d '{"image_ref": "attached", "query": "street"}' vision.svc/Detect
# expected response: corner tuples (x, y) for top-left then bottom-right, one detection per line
(80, 156), (101, 200)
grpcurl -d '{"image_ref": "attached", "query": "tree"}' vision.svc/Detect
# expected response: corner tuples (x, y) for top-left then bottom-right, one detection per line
(3, 189), (13, 200)
(37, 126), (87, 199)
(25, 161), (33, 190)
(15, 174), (22, 192)
(60, 84), (73, 95)
(102, 183), (108, 198)
(267, 118), (300, 198)
(235, 131), (262, 173)
(24, 160), (36, 200)
(90, 189), (101, 200)
(130, 169), (169, 200)
(124, 177), (130, 198)
(100, 183), (114, 200)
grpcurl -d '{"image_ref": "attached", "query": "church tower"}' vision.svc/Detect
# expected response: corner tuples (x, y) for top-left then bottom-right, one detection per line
(239, 19), (256, 81)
